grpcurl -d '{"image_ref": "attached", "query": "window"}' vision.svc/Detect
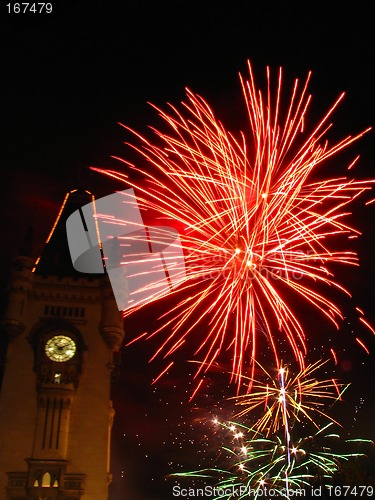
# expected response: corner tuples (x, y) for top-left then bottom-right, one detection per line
(33, 472), (59, 488)
(41, 472), (51, 487)
(43, 305), (85, 318)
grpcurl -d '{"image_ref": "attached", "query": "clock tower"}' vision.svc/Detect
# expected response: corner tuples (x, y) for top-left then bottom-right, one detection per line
(0, 188), (125, 499)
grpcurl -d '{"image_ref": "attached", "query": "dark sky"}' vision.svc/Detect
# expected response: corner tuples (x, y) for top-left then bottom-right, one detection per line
(1, 1), (375, 499)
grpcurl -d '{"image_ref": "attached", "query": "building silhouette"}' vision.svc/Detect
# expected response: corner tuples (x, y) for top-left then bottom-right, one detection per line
(0, 188), (125, 499)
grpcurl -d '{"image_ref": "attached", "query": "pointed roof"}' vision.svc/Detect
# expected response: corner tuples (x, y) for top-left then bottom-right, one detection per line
(34, 188), (99, 277)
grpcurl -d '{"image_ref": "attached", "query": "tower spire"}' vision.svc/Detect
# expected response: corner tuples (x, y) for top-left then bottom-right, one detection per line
(34, 188), (95, 276)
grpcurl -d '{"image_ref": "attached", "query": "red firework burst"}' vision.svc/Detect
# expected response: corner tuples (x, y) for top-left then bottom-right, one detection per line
(93, 61), (374, 388)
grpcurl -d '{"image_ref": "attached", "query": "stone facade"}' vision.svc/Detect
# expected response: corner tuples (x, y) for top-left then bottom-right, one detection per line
(0, 190), (125, 500)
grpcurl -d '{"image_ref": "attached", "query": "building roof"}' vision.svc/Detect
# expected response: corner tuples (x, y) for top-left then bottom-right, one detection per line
(34, 188), (99, 277)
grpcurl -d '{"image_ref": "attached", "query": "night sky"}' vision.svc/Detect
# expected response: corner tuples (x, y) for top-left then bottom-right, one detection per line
(1, 2), (375, 499)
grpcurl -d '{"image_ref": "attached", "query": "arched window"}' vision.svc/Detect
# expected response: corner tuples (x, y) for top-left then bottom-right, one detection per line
(33, 471), (59, 488)
(41, 472), (51, 487)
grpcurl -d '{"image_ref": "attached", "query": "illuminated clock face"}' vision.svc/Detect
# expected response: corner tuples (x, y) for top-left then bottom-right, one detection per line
(45, 335), (76, 362)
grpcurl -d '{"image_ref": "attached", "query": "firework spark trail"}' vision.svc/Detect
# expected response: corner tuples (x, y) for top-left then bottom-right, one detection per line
(232, 359), (348, 434)
(278, 367), (291, 496)
(172, 362), (373, 498)
(173, 417), (372, 499)
(227, 359), (349, 496)
(93, 61), (374, 386)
